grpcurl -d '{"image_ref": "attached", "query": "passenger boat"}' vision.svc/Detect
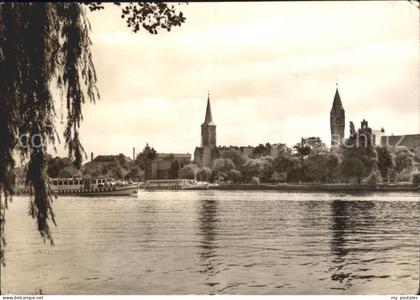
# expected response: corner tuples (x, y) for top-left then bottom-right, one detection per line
(16, 178), (138, 196)
(143, 179), (208, 191)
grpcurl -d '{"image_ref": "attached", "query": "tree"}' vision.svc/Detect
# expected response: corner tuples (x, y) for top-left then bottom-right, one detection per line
(117, 153), (130, 169)
(0, 2), (185, 266)
(376, 146), (395, 182)
(179, 164), (198, 180)
(292, 141), (311, 160)
(82, 154), (134, 180)
(364, 166), (382, 186)
(135, 144), (158, 180)
(293, 137), (328, 160)
(135, 144), (158, 165)
(105, 161), (128, 179)
(341, 135), (370, 160)
(339, 136), (372, 182)
(82, 162), (103, 179)
(168, 160), (180, 179)
(0, 3), (100, 253)
(125, 165), (143, 181)
(411, 171), (420, 185)
(47, 156), (74, 178)
(57, 166), (78, 178)
(242, 157), (274, 182)
(393, 147), (415, 174)
(363, 157), (383, 185)
(242, 159), (262, 182)
(273, 153), (301, 182)
(325, 152), (340, 182)
(341, 158), (366, 184)
(251, 143), (269, 158)
(87, 2), (185, 34)
(212, 158), (235, 180)
(220, 150), (248, 172)
(303, 153), (327, 183)
(227, 169), (242, 182)
(197, 167), (212, 182)
(259, 156), (275, 182)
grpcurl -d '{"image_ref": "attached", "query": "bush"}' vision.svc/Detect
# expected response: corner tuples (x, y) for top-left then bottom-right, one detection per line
(411, 171), (420, 185)
(363, 169), (382, 186)
(395, 170), (411, 182)
(250, 176), (260, 185)
(271, 171), (286, 183)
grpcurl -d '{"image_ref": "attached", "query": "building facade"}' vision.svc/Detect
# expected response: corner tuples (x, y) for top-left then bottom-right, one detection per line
(140, 143), (191, 180)
(380, 134), (420, 152)
(150, 153), (191, 179)
(355, 119), (375, 148)
(372, 127), (386, 146)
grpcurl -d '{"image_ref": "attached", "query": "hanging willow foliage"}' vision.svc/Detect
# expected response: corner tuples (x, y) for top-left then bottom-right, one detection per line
(0, 2), (185, 266)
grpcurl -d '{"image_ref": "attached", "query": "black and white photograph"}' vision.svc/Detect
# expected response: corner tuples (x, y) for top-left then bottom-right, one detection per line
(0, 1), (419, 298)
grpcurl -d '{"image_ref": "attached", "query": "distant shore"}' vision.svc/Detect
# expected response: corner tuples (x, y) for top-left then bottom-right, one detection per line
(210, 182), (420, 192)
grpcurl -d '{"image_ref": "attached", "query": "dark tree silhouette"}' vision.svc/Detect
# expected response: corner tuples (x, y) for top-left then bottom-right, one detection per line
(0, 2), (185, 266)
(87, 2), (185, 34)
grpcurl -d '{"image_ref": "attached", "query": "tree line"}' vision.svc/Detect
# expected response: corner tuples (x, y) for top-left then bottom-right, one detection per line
(41, 137), (419, 186)
(178, 137), (419, 185)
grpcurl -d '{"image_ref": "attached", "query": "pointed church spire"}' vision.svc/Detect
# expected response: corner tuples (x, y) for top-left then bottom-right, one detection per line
(330, 81), (345, 149)
(203, 91), (214, 125)
(332, 83), (343, 109)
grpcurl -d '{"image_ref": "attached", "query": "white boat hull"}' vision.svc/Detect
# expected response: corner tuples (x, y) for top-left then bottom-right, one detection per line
(17, 184), (138, 196)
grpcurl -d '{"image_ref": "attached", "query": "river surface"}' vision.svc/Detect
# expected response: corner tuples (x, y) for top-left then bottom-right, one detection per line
(1, 191), (419, 294)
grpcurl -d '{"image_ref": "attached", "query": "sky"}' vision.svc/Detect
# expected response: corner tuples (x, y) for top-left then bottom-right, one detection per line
(53, 1), (419, 159)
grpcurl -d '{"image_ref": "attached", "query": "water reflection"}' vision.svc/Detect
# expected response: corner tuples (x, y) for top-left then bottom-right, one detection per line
(142, 202), (159, 243)
(198, 199), (220, 290)
(329, 200), (378, 291)
(329, 200), (352, 290)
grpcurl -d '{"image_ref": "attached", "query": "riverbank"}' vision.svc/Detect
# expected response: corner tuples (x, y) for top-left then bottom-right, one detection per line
(211, 182), (420, 192)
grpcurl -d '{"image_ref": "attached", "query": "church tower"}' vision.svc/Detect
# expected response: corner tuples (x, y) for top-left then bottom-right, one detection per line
(330, 83), (345, 148)
(201, 92), (216, 147)
(197, 92), (217, 167)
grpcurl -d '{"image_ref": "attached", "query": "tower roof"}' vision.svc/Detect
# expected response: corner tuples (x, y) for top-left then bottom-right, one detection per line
(331, 87), (344, 111)
(202, 92), (215, 126)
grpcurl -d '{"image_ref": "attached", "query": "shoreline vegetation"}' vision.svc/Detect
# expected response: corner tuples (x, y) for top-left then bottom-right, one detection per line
(211, 182), (420, 192)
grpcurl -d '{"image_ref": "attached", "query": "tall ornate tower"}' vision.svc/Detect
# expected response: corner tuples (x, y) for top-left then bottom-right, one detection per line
(201, 92), (216, 147)
(197, 92), (217, 167)
(330, 84), (345, 148)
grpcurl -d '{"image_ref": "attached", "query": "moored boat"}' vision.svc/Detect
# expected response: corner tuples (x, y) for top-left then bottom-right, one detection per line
(16, 178), (138, 196)
(143, 179), (208, 191)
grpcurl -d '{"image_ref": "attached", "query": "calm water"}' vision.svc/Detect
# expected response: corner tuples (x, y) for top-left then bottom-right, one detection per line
(1, 191), (419, 294)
